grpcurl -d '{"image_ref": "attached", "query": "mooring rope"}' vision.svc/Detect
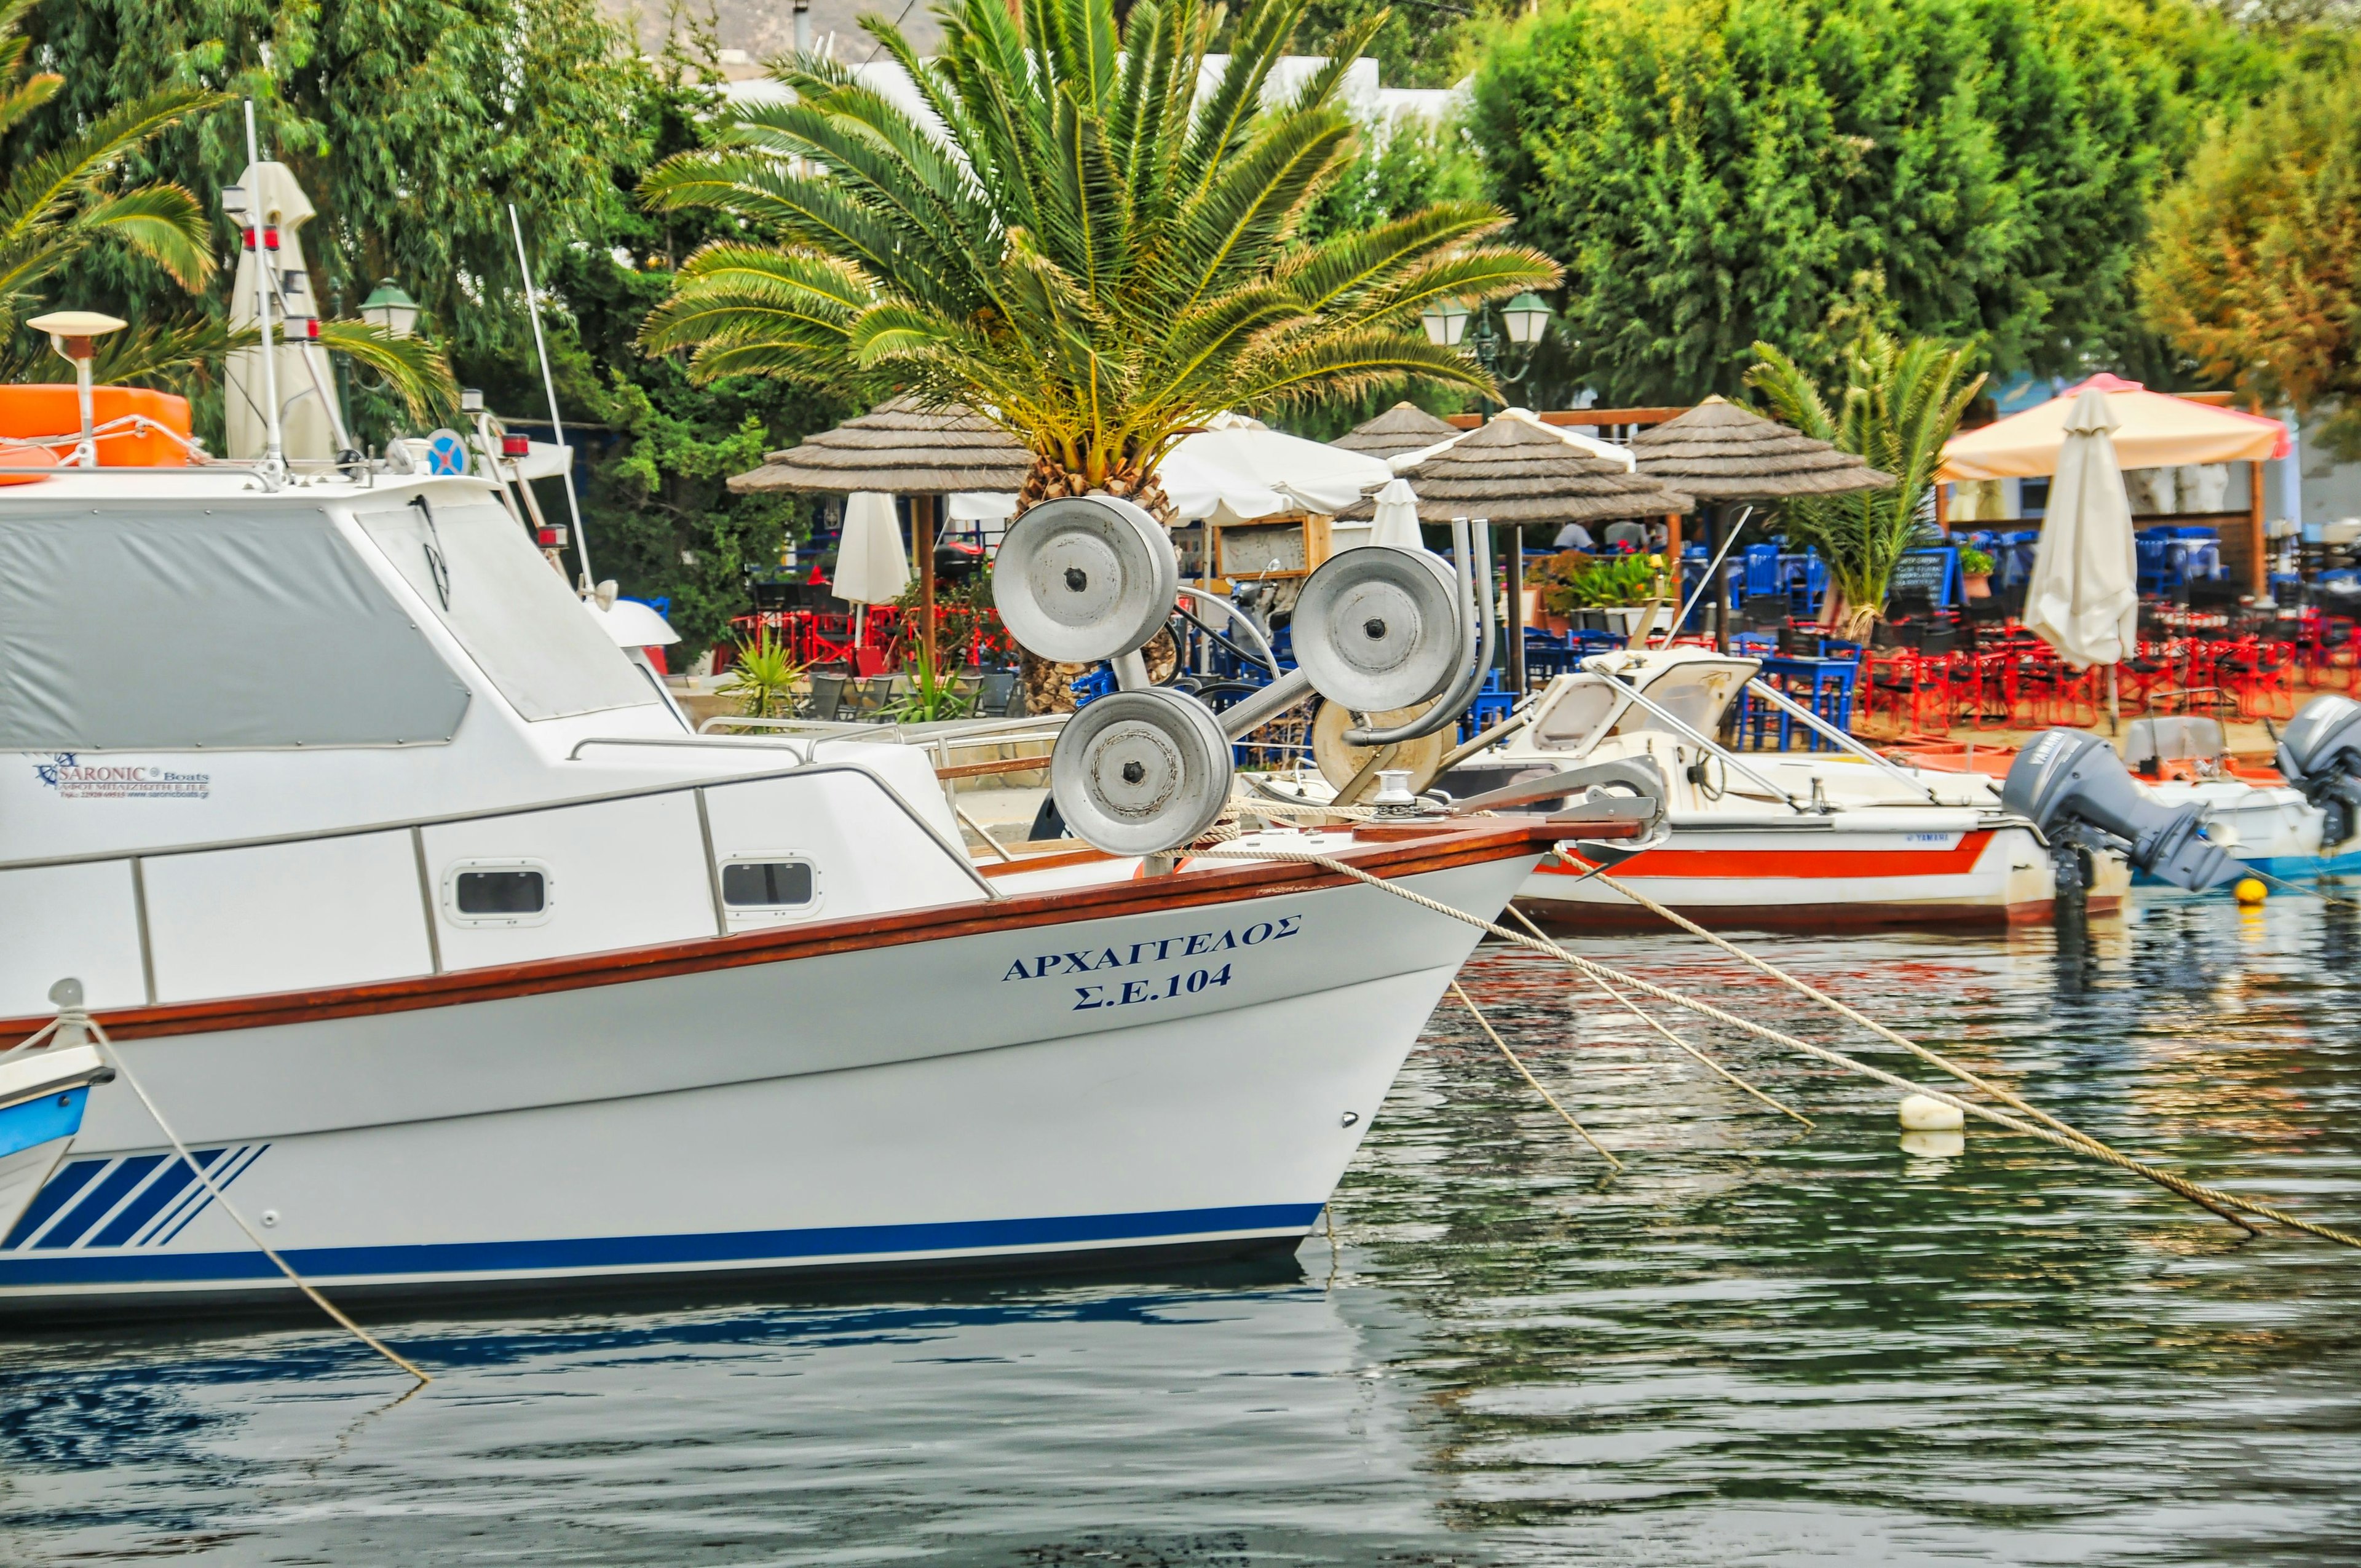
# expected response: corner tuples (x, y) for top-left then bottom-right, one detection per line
(1502, 904), (1814, 1130)
(1450, 981), (1623, 1170)
(17, 1008), (435, 1383)
(1190, 844), (2361, 1248)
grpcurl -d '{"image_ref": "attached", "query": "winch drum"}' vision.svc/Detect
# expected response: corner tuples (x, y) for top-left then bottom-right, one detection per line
(1290, 545), (1463, 713)
(1050, 687), (1235, 856)
(991, 494), (1179, 664)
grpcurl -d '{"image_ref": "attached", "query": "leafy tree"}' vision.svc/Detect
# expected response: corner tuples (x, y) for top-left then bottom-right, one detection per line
(2142, 43), (2361, 457)
(454, 38), (859, 659)
(1469, 0), (2272, 406)
(1746, 329), (1985, 635)
(17, 0), (638, 438)
(639, 0), (1556, 513)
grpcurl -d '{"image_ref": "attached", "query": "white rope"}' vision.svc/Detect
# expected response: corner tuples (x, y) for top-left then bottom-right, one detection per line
(65, 1016), (432, 1382)
(1449, 981), (1623, 1170)
(1188, 844), (2360, 1248)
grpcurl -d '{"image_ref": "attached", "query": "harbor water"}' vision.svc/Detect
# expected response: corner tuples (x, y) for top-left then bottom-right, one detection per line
(4, 891), (2357, 1564)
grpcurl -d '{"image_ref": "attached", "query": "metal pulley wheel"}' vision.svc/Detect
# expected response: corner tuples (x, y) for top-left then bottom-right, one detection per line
(1050, 688), (1235, 856)
(1291, 545), (1463, 712)
(991, 494), (1179, 664)
(1310, 697), (1449, 792)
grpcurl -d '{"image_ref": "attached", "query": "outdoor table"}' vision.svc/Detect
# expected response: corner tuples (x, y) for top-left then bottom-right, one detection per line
(1740, 654), (1858, 750)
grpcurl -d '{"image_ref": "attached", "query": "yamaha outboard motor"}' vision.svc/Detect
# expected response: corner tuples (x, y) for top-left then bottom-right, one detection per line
(2274, 694), (2361, 850)
(2001, 729), (2239, 893)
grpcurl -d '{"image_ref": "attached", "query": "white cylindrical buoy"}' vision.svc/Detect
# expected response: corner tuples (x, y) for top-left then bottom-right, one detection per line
(1899, 1093), (1965, 1131)
(1900, 1129), (1966, 1159)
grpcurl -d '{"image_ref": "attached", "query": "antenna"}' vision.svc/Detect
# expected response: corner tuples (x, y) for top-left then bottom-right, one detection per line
(242, 100), (285, 477)
(508, 203), (593, 588)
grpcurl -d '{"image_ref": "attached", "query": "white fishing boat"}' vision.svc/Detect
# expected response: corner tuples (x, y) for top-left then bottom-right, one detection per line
(1425, 647), (2129, 927)
(0, 256), (1645, 1310)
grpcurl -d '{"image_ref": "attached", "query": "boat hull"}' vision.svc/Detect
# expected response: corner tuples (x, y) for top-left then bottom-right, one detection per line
(1516, 820), (2118, 929)
(0, 844), (1533, 1314)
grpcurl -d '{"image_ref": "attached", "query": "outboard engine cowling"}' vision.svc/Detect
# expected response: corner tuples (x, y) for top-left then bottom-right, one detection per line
(2001, 729), (2238, 892)
(2274, 694), (2361, 850)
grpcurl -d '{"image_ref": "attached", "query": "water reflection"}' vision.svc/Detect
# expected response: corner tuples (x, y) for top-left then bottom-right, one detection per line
(2, 894), (2357, 1564)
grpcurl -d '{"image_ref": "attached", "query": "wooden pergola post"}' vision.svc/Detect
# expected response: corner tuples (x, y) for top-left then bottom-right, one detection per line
(914, 493), (937, 672)
(2247, 458), (2268, 595)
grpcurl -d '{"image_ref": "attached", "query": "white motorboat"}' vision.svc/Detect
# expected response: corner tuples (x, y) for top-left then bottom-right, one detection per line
(0, 377), (1635, 1313)
(1430, 648), (2128, 927)
(2119, 710), (2361, 880)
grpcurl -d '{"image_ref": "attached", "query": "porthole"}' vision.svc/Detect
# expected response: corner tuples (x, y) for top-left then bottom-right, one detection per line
(443, 860), (554, 927)
(721, 857), (820, 916)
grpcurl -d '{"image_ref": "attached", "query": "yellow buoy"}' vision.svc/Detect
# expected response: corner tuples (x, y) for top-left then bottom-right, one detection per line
(2234, 877), (2268, 906)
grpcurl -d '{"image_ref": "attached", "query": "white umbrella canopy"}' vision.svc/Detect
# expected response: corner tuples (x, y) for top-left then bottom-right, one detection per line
(1162, 426), (1393, 521)
(1369, 478), (1425, 548)
(2023, 388), (2140, 669)
(225, 161), (345, 462)
(832, 491), (911, 606)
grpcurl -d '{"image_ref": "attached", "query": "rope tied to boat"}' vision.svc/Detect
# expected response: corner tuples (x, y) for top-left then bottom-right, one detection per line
(12, 1005), (432, 1383)
(1188, 844), (2361, 1249)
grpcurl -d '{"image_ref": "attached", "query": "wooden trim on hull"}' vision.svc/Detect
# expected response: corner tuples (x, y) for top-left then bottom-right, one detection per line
(0, 821), (1579, 1045)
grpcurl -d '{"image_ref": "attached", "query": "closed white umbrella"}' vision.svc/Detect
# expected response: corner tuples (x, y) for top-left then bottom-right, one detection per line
(2023, 387), (2139, 729)
(1369, 478), (1425, 549)
(225, 162), (346, 462)
(832, 491), (910, 645)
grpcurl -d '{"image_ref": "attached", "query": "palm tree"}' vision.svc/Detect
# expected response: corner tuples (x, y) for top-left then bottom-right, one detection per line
(639, 0), (1556, 513)
(0, 0), (220, 359)
(1745, 331), (1985, 637)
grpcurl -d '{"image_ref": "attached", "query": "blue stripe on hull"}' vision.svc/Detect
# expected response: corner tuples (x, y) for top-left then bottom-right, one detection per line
(0, 1203), (1326, 1289)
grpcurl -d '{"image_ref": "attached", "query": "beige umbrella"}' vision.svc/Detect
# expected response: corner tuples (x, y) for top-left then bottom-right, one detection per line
(224, 162), (347, 462)
(2023, 388), (2140, 730)
(1630, 396), (1892, 649)
(1353, 416), (1692, 688)
(1332, 401), (1463, 459)
(730, 396), (1034, 671)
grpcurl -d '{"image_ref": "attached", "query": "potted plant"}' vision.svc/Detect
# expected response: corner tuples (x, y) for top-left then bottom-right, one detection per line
(1958, 545), (1995, 600)
(716, 624), (804, 721)
(1568, 554), (1663, 635)
(1528, 550), (1591, 634)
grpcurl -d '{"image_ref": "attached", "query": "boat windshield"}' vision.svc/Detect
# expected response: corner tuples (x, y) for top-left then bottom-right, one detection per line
(358, 500), (655, 722)
(1532, 679), (1620, 751)
(1610, 659), (1752, 738)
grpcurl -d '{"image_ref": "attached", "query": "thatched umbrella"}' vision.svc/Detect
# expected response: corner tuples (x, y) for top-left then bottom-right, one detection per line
(1361, 416), (1693, 688)
(730, 395), (1034, 673)
(1629, 395), (1892, 649)
(1333, 401), (1463, 460)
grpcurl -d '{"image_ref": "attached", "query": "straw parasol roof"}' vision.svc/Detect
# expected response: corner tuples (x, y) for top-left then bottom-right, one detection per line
(728, 394), (1034, 495)
(1332, 401), (1464, 459)
(1628, 395), (1892, 499)
(1342, 415), (1691, 522)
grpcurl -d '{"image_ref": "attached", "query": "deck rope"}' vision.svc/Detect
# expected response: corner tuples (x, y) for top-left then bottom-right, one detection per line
(1190, 844), (2360, 1248)
(1503, 904), (1813, 1130)
(59, 1015), (433, 1383)
(1450, 981), (1623, 1170)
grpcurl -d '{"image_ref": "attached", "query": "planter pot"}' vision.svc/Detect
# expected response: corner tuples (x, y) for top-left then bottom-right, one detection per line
(1963, 574), (1991, 600)
(1575, 608), (1608, 632)
(1602, 606), (1644, 635)
(1535, 611), (1572, 635)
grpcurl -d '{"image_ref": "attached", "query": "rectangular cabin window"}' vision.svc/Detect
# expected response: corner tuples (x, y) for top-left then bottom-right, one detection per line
(722, 860), (815, 909)
(443, 860), (553, 926)
(456, 869), (546, 916)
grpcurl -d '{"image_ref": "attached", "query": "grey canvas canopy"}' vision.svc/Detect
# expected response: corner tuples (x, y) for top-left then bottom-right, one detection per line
(0, 502), (473, 751)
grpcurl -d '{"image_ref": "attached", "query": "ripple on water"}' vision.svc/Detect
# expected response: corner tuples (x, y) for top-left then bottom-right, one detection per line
(2, 893), (2358, 1564)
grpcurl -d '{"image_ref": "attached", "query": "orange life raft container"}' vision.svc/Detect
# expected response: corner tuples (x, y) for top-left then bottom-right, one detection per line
(0, 384), (194, 479)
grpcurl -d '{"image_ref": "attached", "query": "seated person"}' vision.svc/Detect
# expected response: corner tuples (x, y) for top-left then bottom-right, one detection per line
(1552, 521), (1597, 550)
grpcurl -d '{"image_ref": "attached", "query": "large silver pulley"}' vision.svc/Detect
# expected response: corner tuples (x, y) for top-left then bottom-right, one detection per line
(991, 494), (1178, 663)
(1050, 688), (1235, 856)
(1291, 545), (1463, 711)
